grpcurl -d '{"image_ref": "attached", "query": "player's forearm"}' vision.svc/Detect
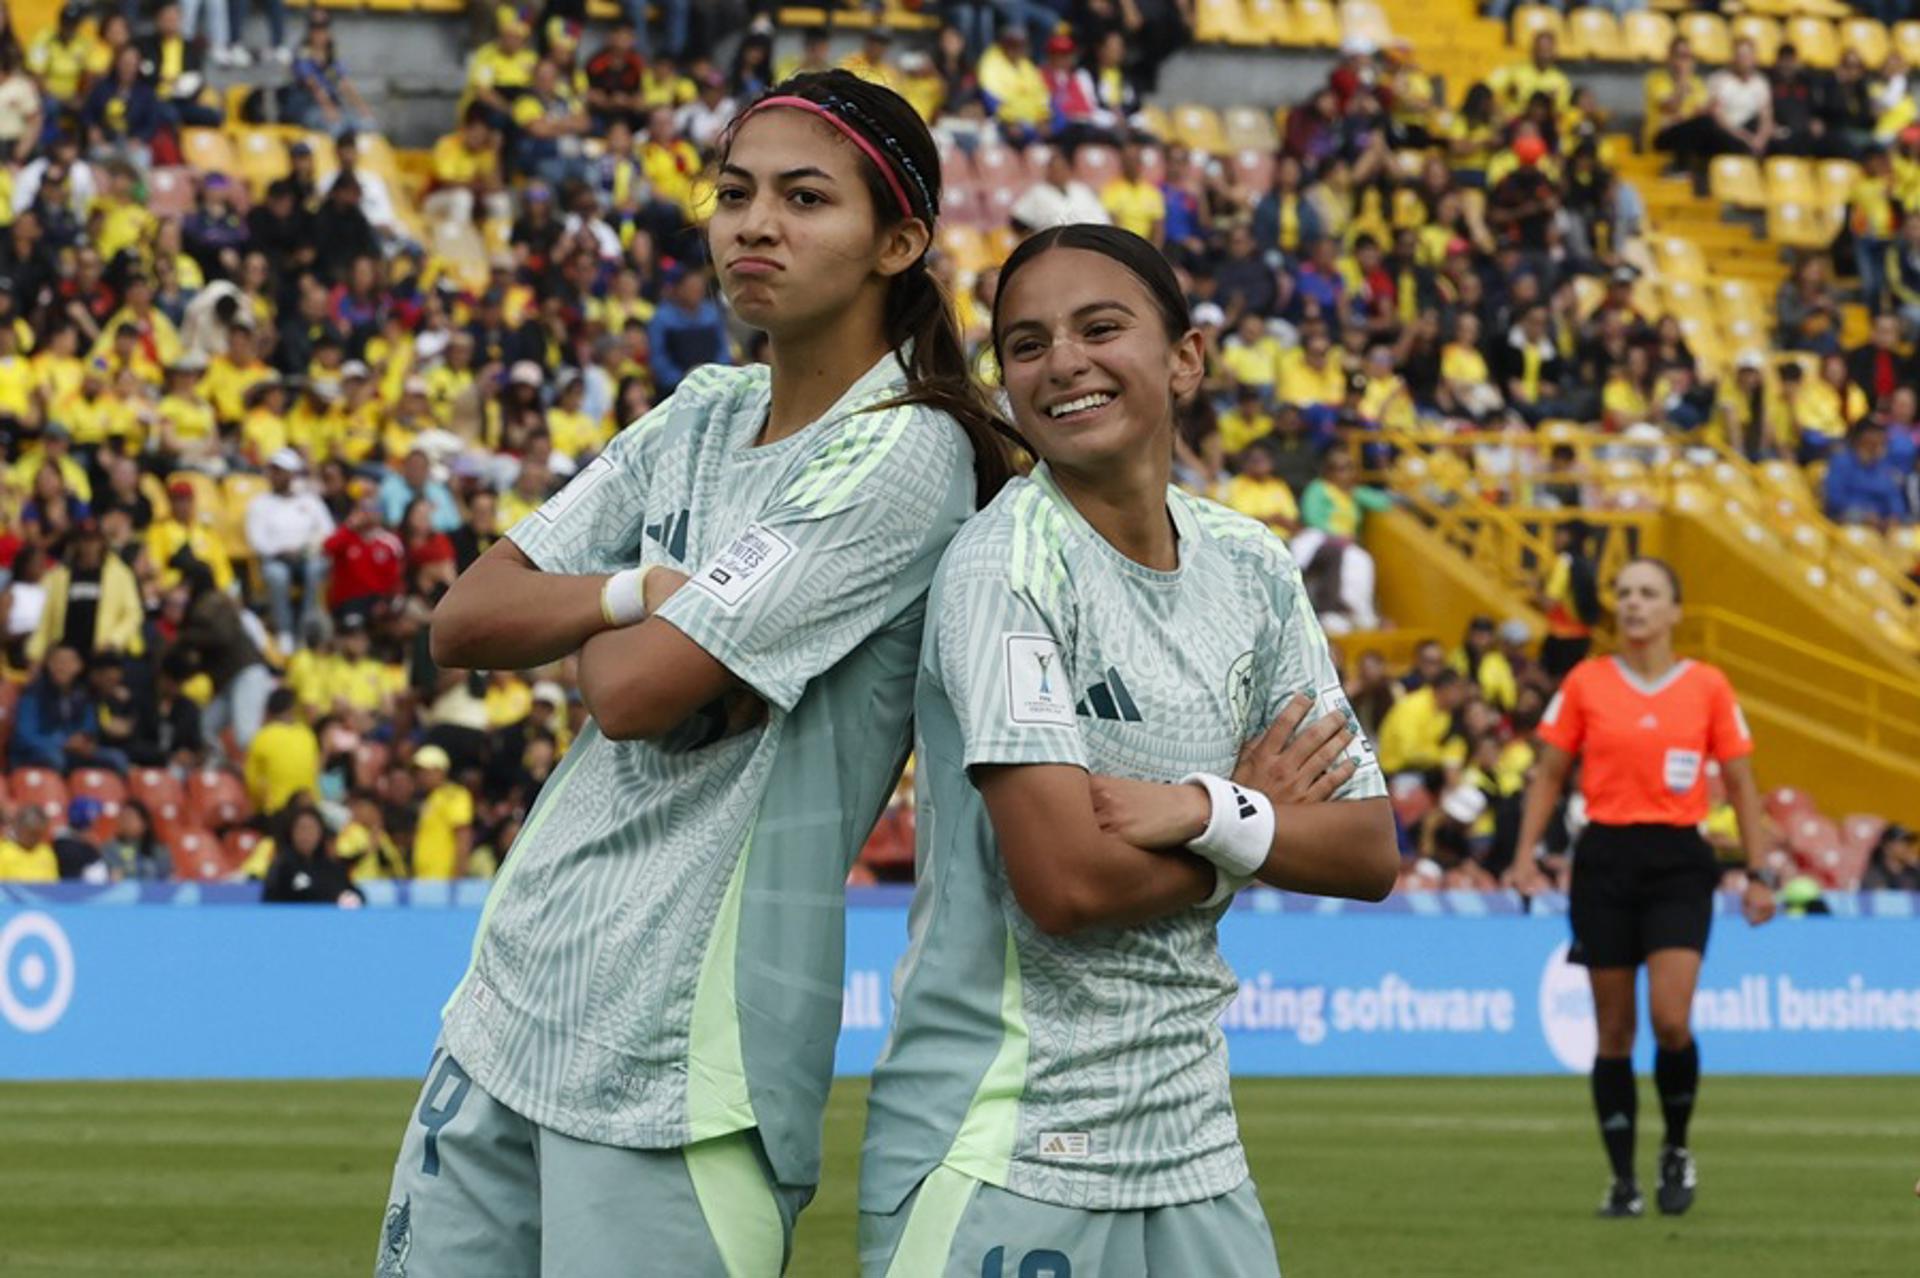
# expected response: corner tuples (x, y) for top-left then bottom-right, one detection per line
(430, 544), (610, 671)
(1253, 797), (1397, 901)
(1024, 833), (1216, 935)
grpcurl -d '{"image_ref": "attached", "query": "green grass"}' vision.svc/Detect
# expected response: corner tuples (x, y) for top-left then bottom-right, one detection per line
(0, 1077), (1913, 1275)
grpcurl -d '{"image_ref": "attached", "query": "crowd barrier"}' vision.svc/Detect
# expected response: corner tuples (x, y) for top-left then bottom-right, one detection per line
(1, 887), (1915, 1080)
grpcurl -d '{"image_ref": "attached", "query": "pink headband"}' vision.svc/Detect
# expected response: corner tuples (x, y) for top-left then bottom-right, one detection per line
(740, 95), (918, 219)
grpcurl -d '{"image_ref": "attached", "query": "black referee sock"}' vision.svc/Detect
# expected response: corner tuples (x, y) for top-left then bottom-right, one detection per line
(1590, 1055), (1638, 1183)
(1655, 1041), (1701, 1150)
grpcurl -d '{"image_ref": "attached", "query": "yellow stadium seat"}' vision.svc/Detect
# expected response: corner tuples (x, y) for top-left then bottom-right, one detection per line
(1222, 105), (1278, 151)
(1815, 157), (1860, 202)
(1339, 1), (1393, 48)
(1661, 277), (1711, 320)
(1677, 12), (1731, 62)
(1571, 274), (1606, 317)
(1136, 103), (1172, 143)
(1654, 235), (1708, 282)
(167, 472), (222, 532)
(1511, 5), (1564, 49)
(1729, 15), (1780, 64)
(304, 131), (340, 184)
(220, 474), (270, 561)
(1839, 17), (1890, 67)
(1783, 16), (1839, 68)
(1171, 103), (1228, 154)
(180, 128), (239, 181)
(1621, 10), (1674, 61)
(1244, 0), (1289, 43)
(1675, 315), (1725, 370)
(1564, 8), (1622, 59)
(1722, 315), (1767, 352)
(1713, 278), (1766, 322)
(1765, 156), (1815, 204)
(1194, 0), (1249, 43)
(1709, 153), (1765, 208)
(1895, 20), (1920, 64)
(937, 225), (991, 276)
(233, 129), (290, 196)
(1767, 199), (1833, 248)
(1291, 0), (1341, 46)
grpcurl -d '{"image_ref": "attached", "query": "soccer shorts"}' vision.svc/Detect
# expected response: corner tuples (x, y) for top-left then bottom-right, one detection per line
(858, 1165), (1283, 1278)
(1568, 821), (1720, 969)
(375, 1044), (810, 1278)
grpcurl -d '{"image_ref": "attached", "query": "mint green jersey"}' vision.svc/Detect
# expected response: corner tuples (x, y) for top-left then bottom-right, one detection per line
(441, 356), (975, 1189)
(861, 466), (1385, 1212)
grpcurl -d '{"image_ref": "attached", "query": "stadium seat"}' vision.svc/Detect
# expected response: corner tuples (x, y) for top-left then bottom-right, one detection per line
(221, 473), (270, 561)
(1193, 0), (1250, 44)
(1838, 17), (1890, 67)
(166, 471), (223, 532)
(1728, 14), (1780, 64)
(939, 183), (982, 229)
(1021, 143), (1053, 183)
(223, 828), (264, 875)
(128, 766), (185, 811)
(1620, 10), (1674, 61)
(1784, 16), (1839, 67)
(971, 144), (1023, 190)
(1660, 278), (1711, 321)
(1171, 103), (1228, 154)
(1814, 157), (1860, 202)
(1713, 277), (1768, 324)
(234, 128), (292, 196)
(1787, 812), (1844, 882)
(1510, 5), (1563, 48)
(1769, 200), (1838, 248)
(1764, 156), (1815, 204)
(1709, 154), (1765, 208)
(1135, 103), (1172, 144)
(1766, 785), (1817, 825)
(11, 768), (69, 823)
(148, 168), (196, 218)
(937, 225), (992, 276)
(180, 128), (240, 182)
(187, 767), (252, 830)
(1653, 235), (1709, 282)
(1339, 1), (1393, 48)
(1073, 144), (1120, 188)
(1222, 105), (1278, 152)
(1563, 8), (1622, 59)
(169, 827), (225, 881)
(1231, 148), (1276, 192)
(1137, 144), (1167, 185)
(979, 186), (1019, 229)
(69, 768), (126, 840)
(1245, 0), (1290, 44)
(1290, 0), (1341, 47)
(1676, 12), (1731, 63)
(1896, 20), (1920, 65)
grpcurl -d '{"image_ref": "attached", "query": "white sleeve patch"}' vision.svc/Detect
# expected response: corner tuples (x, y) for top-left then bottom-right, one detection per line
(1733, 704), (1751, 743)
(690, 523), (797, 611)
(534, 453), (615, 523)
(1318, 680), (1375, 760)
(1004, 633), (1076, 728)
(1542, 690), (1565, 726)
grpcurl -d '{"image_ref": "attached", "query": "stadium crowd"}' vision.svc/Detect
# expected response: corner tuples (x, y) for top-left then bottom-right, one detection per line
(0, 0), (1907, 899)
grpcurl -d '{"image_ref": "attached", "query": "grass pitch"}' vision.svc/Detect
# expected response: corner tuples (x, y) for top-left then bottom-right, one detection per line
(0, 1076), (1911, 1276)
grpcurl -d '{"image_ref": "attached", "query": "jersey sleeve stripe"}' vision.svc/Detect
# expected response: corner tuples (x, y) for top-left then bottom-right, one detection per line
(810, 407), (916, 517)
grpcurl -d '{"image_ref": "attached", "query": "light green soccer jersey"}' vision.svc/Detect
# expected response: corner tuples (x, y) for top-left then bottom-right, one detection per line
(861, 465), (1385, 1213)
(440, 355), (975, 1190)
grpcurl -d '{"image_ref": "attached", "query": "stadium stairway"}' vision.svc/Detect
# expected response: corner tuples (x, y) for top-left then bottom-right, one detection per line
(1360, 432), (1920, 824)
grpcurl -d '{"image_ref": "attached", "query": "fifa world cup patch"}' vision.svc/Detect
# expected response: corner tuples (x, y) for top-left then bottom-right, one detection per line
(1037, 1131), (1091, 1159)
(1004, 633), (1075, 728)
(692, 524), (797, 610)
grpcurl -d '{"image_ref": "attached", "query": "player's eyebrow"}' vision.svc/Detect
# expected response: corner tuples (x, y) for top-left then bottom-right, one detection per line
(1000, 301), (1137, 339)
(717, 164), (839, 185)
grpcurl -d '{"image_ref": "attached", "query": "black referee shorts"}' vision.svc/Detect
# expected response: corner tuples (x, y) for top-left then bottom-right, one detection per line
(1568, 822), (1720, 969)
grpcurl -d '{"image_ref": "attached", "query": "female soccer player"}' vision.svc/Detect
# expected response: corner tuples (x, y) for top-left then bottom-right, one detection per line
(858, 224), (1399, 1277)
(1507, 558), (1776, 1219)
(376, 72), (1011, 1276)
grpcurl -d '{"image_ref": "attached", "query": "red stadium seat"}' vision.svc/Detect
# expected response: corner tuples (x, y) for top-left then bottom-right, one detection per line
(223, 828), (264, 875)
(1765, 786), (1815, 826)
(1231, 148), (1276, 192)
(979, 185), (1019, 229)
(940, 183), (983, 228)
(168, 827), (226, 881)
(1786, 813), (1844, 884)
(1137, 145), (1167, 185)
(187, 767), (252, 830)
(129, 766), (186, 811)
(150, 799), (192, 842)
(1023, 143), (1054, 182)
(972, 145), (1025, 191)
(69, 768), (128, 840)
(11, 768), (68, 823)
(1836, 815), (1887, 888)
(147, 168), (196, 218)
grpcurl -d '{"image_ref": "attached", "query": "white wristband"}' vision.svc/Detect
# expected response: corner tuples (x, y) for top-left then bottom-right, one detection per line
(1198, 864), (1252, 910)
(600, 565), (655, 628)
(1180, 772), (1275, 878)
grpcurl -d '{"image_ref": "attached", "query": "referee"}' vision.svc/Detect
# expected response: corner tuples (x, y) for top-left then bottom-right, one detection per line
(1506, 558), (1776, 1219)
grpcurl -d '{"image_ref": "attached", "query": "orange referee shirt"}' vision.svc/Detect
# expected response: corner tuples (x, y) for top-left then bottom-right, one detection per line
(1539, 657), (1752, 827)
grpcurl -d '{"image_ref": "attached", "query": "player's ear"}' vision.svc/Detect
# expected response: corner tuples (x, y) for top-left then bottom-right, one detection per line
(1169, 328), (1205, 400)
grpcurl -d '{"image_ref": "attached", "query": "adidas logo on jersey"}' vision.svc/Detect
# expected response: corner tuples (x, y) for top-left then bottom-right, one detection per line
(644, 509), (690, 561)
(1075, 667), (1143, 722)
(1037, 1131), (1091, 1159)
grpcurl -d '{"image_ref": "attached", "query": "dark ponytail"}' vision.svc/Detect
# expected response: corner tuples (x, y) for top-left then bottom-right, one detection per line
(724, 71), (1017, 502)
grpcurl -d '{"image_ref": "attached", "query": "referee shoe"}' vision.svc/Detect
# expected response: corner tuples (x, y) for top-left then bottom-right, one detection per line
(1658, 1146), (1698, 1215)
(1597, 1178), (1645, 1218)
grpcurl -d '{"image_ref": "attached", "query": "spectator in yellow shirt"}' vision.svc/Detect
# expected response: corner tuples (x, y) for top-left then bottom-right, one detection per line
(1218, 383), (1276, 454)
(410, 745), (474, 879)
(245, 688), (321, 817)
(28, 6), (95, 103)
(639, 105), (703, 213)
(147, 478), (235, 592)
(977, 28), (1050, 139)
(0, 807), (60, 882)
(1276, 330), (1348, 410)
(329, 613), (398, 716)
(1221, 313), (1285, 394)
(339, 791), (407, 881)
(201, 325), (273, 426)
(425, 105), (513, 227)
(840, 27), (904, 95)
(156, 354), (220, 468)
(1376, 668), (1472, 777)
(1491, 31), (1572, 117)
(1221, 442), (1301, 536)
(1101, 144), (1166, 246)
(1450, 616), (1519, 712)
(465, 11), (538, 121)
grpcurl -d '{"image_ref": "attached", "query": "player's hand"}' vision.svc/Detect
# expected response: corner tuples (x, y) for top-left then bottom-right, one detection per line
(1503, 855), (1547, 898)
(1742, 878), (1776, 926)
(1232, 693), (1357, 806)
(1089, 775), (1210, 850)
(644, 567), (690, 616)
